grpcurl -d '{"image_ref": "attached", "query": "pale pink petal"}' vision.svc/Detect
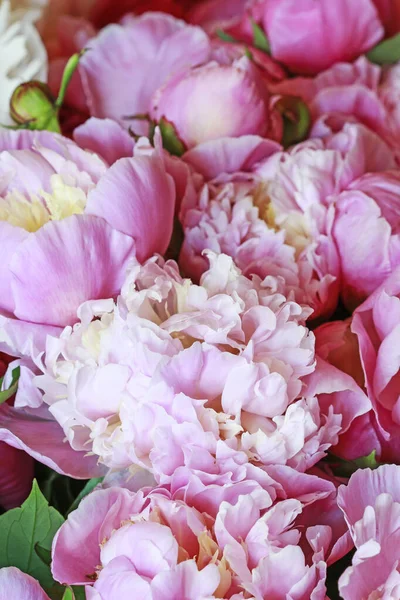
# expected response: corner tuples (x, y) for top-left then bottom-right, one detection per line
(0, 222), (29, 315)
(73, 118), (135, 165)
(10, 215), (136, 327)
(86, 156), (175, 261)
(0, 568), (50, 600)
(183, 136), (281, 180)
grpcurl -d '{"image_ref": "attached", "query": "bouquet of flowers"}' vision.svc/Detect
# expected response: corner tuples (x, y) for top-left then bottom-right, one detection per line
(1, 0), (400, 598)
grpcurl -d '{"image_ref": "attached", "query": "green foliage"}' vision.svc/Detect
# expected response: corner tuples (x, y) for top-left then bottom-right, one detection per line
(367, 33), (400, 65)
(251, 20), (271, 54)
(0, 366), (20, 405)
(0, 480), (64, 593)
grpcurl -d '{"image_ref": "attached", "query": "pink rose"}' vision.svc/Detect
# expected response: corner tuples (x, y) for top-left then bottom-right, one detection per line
(337, 465), (400, 599)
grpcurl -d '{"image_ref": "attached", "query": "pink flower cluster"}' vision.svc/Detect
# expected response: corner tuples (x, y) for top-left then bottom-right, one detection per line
(1, 0), (400, 598)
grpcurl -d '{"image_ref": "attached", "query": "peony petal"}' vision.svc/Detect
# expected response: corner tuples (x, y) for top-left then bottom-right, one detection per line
(10, 215), (136, 327)
(74, 118), (135, 165)
(0, 222), (29, 315)
(0, 442), (34, 509)
(183, 136), (281, 180)
(0, 568), (50, 600)
(86, 155), (175, 261)
(0, 403), (105, 479)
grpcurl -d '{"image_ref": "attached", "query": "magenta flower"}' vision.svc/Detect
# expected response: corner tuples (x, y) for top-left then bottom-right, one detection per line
(0, 441), (34, 510)
(337, 465), (400, 599)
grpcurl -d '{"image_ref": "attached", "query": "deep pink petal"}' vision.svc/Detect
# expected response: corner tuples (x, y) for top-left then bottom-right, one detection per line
(0, 442), (34, 509)
(10, 215), (136, 327)
(0, 403), (105, 478)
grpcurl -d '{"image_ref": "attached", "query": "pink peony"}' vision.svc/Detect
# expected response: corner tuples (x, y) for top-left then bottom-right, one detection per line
(259, 0), (383, 75)
(0, 567), (50, 600)
(78, 12), (210, 133)
(150, 56), (277, 150)
(180, 123), (392, 320)
(28, 251), (366, 479)
(333, 171), (400, 310)
(337, 465), (400, 599)
(315, 275), (400, 465)
(52, 484), (330, 599)
(0, 128), (175, 354)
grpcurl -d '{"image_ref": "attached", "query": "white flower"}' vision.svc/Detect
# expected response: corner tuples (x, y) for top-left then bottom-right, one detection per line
(0, 0), (47, 126)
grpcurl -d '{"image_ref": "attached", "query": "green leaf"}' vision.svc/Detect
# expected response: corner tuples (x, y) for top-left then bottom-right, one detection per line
(66, 477), (103, 515)
(35, 543), (52, 567)
(367, 33), (400, 65)
(216, 29), (238, 44)
(158, 118), (186, 157)
(328, 450), (380, 478)
(276, 96), (311, 148)
(62, 587), (85, 600)
(0, 480), (64, 593)
(0, 366), (20, 405)
(251, 20), (270, 54)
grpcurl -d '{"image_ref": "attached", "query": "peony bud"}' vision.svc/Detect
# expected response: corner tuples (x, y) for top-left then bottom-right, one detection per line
(9, 81), (60, 133)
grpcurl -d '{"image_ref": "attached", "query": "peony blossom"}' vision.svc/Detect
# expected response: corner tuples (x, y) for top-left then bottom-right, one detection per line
(0, 567), (50, 600)
(52, 484), (331, 599)
(78, 12), (210, 134)
(337, 464), (400, 599)
(0, 0), (47, 125)
(315, 273), (400, 465)
(258, 0), (383, 75)
(180, 123), (393, 320)
(27, 251), (368, 480)
(150, 56), (277, 150)
(333, 171), (400, 310)
(0, 128), (175, 355)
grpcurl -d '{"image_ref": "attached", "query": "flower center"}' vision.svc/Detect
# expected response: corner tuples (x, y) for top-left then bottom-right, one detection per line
(0, 174), (87, 232)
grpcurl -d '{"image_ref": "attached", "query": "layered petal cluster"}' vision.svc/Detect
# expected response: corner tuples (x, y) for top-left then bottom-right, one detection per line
(28, 251), (363, 478)
(180, 123), (393, 320)
(315, 270), (400, 463)
(76, 12), (281, 148)
(0, 0), (47, 125)
(52, 484), (331, 599)
(0, 128), (175, 355)
(338, 465), (400, 599)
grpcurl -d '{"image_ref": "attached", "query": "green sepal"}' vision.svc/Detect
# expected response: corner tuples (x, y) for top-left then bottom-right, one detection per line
(367, 33), (400, 65)
(0, 366), (20, 405)
(158, 118), (186, 157)
(216, 29), (239, 44)
(276, 95), (311, 148)
(251, 20), (270, 54)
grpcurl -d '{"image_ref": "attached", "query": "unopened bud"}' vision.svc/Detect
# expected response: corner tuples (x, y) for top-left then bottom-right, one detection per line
(10, 81), (60, 133)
